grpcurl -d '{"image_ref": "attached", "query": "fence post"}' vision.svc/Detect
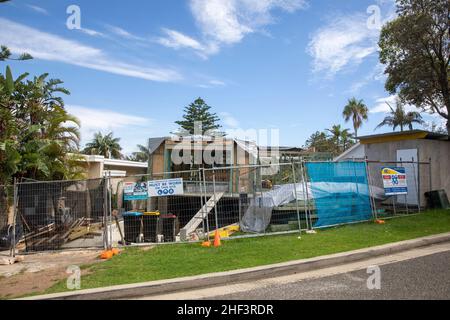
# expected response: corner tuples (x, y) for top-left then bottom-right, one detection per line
(11, 179), (18, 258)
(291, 162), (303, 236)
(201, 168), (210, 237)
(212, 169), (219, 231)
(108, 172), (113, 249)
(301, 160), (312, 230)
(365, 157), (377, 220)
(412, 157), (420, 214)
(198, 169), (206, 241)
(102, 176), (108, 250)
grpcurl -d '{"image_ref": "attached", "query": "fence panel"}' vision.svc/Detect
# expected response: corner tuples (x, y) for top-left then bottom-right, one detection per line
(203, 163), (304, 238)
(304, 161), (373, 228)
(112, 170), (205, 244)
(366, 160), (431, 218)
(14, 178), (107, 252)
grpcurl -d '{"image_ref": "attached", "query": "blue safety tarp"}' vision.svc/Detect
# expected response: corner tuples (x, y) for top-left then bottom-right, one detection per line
(305, 162), (372, 227)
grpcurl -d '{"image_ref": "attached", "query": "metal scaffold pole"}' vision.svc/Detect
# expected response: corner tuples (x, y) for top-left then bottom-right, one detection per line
(11, 179), (18, 258)
(212, 169), (219, 231)
(291, 162), (302, 236)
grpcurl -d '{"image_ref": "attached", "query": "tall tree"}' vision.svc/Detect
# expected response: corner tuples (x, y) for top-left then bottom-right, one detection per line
(304, 131), (334, 153)
(174, 98), (222, 136)
(375, 100), (425, 132)
(83, 132), (123, 159)
(325, 125), (355, 154)
(0, 68), (83, 183)
(128, 144), (149, 162)
(379, 0), (450, 134)
(342, 98), (369, 137)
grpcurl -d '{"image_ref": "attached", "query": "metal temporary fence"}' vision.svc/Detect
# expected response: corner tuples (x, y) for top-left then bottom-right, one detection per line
(4, 178), (109, 253)
(366, 159), (432, 219)
(303, 161), (373, 228)
(2, 159), (434, 254)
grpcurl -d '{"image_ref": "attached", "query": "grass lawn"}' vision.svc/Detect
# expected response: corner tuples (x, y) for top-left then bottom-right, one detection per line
(42, 209), (450, 295)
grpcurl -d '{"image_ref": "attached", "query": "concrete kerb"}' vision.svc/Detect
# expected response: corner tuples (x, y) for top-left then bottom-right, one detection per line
(20, 232), (450, 300)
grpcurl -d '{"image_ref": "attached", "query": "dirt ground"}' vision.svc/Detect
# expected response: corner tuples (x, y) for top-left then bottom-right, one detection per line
(0, 249), (103, 299)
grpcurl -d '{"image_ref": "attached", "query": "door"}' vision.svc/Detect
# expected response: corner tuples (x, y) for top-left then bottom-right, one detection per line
(396, 149), (419, 206)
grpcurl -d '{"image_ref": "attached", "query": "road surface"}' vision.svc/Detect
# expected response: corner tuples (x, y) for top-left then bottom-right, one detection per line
(138, 242), (450, 300)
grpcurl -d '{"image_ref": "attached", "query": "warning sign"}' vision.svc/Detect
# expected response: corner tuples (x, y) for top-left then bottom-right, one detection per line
(381, 167), (408, 196)
(148, 178), (184, 197)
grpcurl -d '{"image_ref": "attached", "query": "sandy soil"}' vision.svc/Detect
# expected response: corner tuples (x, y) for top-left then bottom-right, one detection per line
(0, 249), (102, 299)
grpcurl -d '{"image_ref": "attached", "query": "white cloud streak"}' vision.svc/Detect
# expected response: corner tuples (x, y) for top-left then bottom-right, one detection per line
(370, 95), (418, 114)
(0, 18), (182, 82)
(26, 4), (49, 15)
(158, 0), (308, 57)
(104, 24), (146, 41)
(307, 1), (396, 78)
(67, 105), (153, 154)
(307, 13), (379, 78)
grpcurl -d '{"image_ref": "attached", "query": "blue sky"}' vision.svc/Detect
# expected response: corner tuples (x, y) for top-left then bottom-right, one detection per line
(0, 0), (441, 154)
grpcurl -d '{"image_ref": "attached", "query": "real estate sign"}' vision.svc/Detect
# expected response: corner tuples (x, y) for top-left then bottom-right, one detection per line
(124, 182), (148, 200)
(381, 167), (408, 196)
(148, 178), (184, 197)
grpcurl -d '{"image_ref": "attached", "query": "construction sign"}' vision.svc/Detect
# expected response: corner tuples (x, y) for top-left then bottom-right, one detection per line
(148, 178), (184, 197)
(381, 167), (408, 196)
(124, 182), (148, 200)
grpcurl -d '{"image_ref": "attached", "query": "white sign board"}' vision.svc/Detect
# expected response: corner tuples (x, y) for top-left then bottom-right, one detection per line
(381, 167), (408, 196)
(148, 178), (184, 197)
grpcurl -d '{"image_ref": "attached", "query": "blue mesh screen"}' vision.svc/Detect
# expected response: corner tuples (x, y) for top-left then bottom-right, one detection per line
(305, 162), (373, 227)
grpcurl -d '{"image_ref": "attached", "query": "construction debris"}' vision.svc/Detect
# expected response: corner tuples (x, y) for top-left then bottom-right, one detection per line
(22, 218), (103, 251)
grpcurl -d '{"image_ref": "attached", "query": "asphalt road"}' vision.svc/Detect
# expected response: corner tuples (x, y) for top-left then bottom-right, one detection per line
(210, 251), (450, 300)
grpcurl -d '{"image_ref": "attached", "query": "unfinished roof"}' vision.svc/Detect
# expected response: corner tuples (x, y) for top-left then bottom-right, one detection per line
(357, 130), (449, 144)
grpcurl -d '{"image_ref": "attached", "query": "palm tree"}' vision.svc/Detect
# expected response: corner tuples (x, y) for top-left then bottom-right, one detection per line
(340, 129), (355, 151)
(343, 98), (369, 137)
(83, 132), (123, 159)
(326, 125), (354, 154)
(129, 144), (149, 162)
(375, 100), (424, 132)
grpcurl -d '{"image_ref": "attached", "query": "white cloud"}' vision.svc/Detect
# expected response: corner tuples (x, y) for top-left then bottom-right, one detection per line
(26, 4), (49, 15)
(79, 28), (105, 37)
(67, 105), (154, 154)
(220, 112), (240, 128)
(308, 1), (396, 78)
(197, 79), (227, 88)
(0, 18), (182, 82)
(158, 29), (204, 50)
(157, 28), (219, 57)
(158, 0), (307, 57)
(348, 62), (386, 93)
(104, 24), (145, 41)
(307, 13), (379, 78)
(191, 0), (307, 45)
(370, 95), (418, 114)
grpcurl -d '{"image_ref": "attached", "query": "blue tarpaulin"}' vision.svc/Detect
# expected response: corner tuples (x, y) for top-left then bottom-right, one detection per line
(305, 162), (373, 227)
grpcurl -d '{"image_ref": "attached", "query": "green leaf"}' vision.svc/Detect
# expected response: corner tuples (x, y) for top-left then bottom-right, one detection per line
(5, 65), (14, 93)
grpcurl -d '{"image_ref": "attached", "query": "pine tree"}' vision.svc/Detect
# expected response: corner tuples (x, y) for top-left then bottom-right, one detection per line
(174, 98), (222, 136)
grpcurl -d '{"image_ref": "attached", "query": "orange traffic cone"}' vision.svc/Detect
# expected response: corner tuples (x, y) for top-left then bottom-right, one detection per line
(213, 230), (221, 247)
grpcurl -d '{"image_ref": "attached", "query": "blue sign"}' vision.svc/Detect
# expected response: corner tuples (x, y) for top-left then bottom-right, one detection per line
(381, 167), (408, 196)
